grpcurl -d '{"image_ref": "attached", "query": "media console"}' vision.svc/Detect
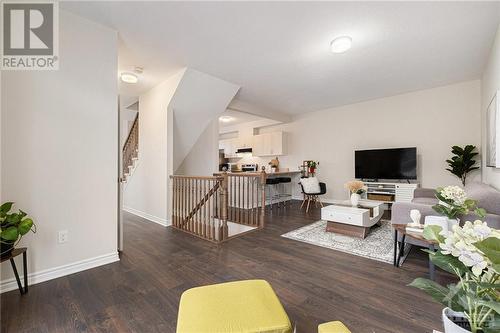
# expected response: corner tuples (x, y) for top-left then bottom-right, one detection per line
(362, 181), (419, 203)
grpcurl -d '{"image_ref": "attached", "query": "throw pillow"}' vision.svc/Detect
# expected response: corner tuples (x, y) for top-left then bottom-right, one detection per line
(300, 177), (321, 194)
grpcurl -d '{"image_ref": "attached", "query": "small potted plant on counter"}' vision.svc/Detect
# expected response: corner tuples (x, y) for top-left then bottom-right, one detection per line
(307, 161), (319, 175)
(409, 221), (500, 333)
(0, 202), (36, 257)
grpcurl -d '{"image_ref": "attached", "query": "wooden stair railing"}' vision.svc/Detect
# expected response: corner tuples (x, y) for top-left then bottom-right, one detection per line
(181, 180), (220, 228)
(213, 172), (266, 228)
(122, 113), (139, 178)
(170, 172), (267, 243)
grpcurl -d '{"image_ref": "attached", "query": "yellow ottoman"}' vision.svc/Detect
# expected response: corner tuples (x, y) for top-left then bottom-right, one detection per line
(177, 280), (292, 333)
(318, 321), (351, 333)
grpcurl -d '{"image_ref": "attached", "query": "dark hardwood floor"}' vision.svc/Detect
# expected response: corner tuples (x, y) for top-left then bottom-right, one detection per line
(1, 201), (451, 333)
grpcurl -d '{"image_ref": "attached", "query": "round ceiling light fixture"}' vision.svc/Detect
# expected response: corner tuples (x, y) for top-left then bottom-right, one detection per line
(219, 116), (234, 123)
(330, 36), (352, 53)
(120, 72), (139, 84)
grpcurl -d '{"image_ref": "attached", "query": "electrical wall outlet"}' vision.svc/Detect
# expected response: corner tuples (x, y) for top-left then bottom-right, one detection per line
(58, 230), (68, 244)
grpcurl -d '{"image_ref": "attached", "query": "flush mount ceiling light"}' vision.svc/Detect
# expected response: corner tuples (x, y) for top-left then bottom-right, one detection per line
(219, 116), (234, 123)
(330, 36), (352, 53)
(120, 72), (138, 84)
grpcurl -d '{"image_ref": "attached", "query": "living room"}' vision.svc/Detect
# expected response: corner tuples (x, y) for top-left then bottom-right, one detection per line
(1, 2), (500, 333)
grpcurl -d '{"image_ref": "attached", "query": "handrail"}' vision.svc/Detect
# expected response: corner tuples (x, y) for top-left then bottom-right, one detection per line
(171, 175), (223, 180)
(122, 113), (139, 177)
(122, 112), (139, 151)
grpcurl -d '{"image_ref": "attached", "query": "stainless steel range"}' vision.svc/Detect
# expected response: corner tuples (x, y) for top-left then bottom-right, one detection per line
(241, 164), (258, 172)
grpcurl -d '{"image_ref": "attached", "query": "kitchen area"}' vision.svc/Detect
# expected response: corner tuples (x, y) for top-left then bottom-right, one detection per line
(217, 110), (302, 208)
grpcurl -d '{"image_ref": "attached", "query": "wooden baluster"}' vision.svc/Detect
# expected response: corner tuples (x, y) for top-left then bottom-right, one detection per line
(231, 176), (235, 222)
(178, 178), (181, 228)
(194, 179), (197, 235)
(210, 180), (219, 238)
(238, 177), (243, 223)
(204, 179), (208, 238)
(174, 178), (177, 228)
(182, 178), (185, 229)
(221, 173), (228, 241)
(252, 176), (255, 226)
(246, 177), (250, 225)
(198, 179), (201, 235)
(191, 179), (194, 233)
(260, 171), (266, 228)
(193, 179), (196, 233)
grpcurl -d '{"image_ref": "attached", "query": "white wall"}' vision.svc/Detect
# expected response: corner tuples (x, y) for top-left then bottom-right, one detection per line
(1, 11), (118, 291)
(481, 24), (500, 190)
(123, 70), (185, 226)
(237, 81), (482, 200)
(176, 119), (219, 176)
(171, 69), (240, 171)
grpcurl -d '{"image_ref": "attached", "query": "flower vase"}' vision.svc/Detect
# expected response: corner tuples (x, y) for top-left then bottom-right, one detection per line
(442, 308), (471, 333)
(350, 193), (361, 207)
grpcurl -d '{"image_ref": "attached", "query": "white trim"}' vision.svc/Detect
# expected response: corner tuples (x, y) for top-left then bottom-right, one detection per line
(123, 206), (170, 226)
(0, 252), (119, 294)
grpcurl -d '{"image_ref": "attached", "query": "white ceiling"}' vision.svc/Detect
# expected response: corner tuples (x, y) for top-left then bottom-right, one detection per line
(62, 1), (500, 115)
(219, 110), (268, 128)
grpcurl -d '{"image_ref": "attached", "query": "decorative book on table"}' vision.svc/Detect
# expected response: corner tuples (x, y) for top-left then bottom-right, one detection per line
(405, 225), (424, 234)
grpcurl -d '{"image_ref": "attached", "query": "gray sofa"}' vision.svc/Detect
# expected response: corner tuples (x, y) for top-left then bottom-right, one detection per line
(391, 182), (500, 246)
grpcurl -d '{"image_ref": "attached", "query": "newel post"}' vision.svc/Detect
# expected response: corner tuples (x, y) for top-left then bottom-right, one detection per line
(260, 170), (266, 228)
(219, 171), (229, 240)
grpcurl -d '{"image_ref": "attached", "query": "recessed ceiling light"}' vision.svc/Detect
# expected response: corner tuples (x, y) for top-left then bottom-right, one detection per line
(120, 72), (138, 84)
(330, 36), (352, 53)
(219, 116), (234, 123)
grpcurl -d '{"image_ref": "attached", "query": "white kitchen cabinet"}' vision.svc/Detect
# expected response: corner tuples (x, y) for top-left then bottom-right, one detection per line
(219, 138), (239, 158)
(253, 131), (286, 156)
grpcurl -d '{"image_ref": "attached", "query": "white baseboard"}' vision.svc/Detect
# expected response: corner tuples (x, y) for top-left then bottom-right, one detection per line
(123, 206), (170, 227)
(0, 252), (119, 294)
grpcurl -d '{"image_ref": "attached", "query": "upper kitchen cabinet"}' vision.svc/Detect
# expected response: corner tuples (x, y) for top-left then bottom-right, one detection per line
(253, 131), (286, 156)
(219, 138), (240, 158)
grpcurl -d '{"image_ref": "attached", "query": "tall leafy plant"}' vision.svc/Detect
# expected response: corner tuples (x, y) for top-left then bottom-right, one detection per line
(446, 145), (479, 186)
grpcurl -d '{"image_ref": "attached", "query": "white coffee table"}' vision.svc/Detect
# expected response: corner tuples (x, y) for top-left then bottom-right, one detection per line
(321, 199), (385, 238)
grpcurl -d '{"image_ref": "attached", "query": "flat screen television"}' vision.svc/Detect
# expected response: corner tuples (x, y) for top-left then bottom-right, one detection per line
(355, 147), (417, 180)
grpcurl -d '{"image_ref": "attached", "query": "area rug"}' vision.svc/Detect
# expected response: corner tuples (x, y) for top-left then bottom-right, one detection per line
(281, 220), (409, 264)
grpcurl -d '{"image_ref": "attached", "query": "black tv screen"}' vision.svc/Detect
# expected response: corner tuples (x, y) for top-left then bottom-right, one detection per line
(355, 148), (417, 180)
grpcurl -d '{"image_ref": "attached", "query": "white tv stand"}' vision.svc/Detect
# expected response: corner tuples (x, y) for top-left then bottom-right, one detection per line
(362, 181), (419, 203)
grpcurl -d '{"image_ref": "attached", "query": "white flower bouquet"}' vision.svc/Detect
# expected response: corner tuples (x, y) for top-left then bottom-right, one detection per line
(409, 221), (500, 332)
(432, 186), (486, 220)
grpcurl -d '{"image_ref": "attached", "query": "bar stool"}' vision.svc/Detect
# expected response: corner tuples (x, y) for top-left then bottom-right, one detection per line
(265, 178), (280, 210)
(276, 177), (292, 207)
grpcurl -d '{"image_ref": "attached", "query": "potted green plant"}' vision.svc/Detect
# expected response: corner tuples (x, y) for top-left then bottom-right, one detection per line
(307, 161), (319, 174)
(432, 186), (486, 226)
(446, 145), (479, 187)
(409, 221), (500, 333)
(0, 202), (36, 257)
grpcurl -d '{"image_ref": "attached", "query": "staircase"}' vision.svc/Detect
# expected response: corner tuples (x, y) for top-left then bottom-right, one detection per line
(122, 113), (139, 182)
(170, 172), (266, 243)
